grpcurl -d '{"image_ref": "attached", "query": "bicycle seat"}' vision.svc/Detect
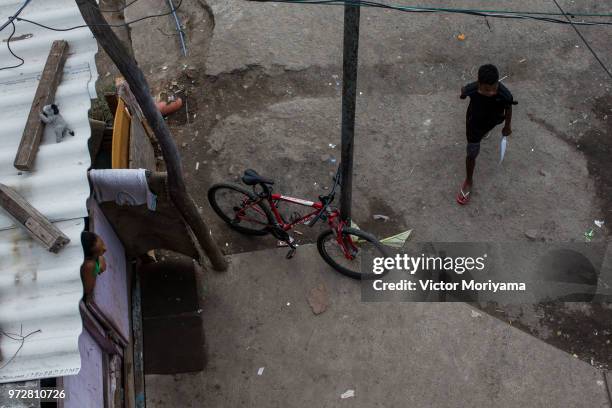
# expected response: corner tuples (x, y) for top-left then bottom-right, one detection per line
(242, 169), (274, 186)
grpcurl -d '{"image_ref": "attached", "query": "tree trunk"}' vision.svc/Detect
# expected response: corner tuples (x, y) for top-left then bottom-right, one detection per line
(75, 0), (227, 271)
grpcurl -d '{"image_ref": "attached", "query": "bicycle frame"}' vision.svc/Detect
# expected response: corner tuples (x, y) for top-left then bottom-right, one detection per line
(229, 174), (357, 260)
(268, 193), (339, 231)
(268, 193), (357, 259)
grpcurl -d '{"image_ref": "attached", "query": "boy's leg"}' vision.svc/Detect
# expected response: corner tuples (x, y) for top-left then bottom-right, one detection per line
(465, 142), (480, 190)
(457, 142), (480, 204)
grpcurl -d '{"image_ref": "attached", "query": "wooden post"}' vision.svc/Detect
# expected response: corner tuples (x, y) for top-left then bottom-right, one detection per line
(0, 183), (70, 253)
(75, 0), (227, 271)
(131, 269), (146, 408)
(14, 40), (69, 171)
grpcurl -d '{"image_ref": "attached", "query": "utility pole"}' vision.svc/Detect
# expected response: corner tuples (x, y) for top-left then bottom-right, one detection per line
(340, 4), (360, 223)
(75, 0), (227, 271)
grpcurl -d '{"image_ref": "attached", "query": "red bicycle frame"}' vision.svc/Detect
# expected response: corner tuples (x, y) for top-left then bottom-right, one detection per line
(234, 187), (357, 260)
(269, 193), (335, 230)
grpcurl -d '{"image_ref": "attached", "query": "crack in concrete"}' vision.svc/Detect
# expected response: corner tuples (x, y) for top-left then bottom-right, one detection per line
(196, 0), (216, 31)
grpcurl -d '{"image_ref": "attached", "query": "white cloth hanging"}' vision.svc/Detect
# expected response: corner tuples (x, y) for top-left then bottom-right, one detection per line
(89, 169), (157, 210)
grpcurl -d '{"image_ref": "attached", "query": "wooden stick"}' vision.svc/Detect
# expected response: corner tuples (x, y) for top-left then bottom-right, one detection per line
(75, 0), (227, 271)
(14, 40), (69, 171)
(0, 183), (70, 253)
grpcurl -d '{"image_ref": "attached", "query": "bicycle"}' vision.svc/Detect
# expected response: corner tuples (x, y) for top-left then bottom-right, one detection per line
(207, 168), (390, 279)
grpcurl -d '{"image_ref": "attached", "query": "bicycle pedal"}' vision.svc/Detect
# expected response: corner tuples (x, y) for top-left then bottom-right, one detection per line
(278, 239), (298, 248)
(286, 247), (297, 259)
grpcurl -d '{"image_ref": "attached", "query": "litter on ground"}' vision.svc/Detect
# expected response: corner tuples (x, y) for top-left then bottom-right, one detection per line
(373, 214), (390, 221)
(380, 230), (412, 248)
(341, 390), (355, 399)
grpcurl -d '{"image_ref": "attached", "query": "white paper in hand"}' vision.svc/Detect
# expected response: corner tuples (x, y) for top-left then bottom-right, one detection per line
(500, 136), (507, 164)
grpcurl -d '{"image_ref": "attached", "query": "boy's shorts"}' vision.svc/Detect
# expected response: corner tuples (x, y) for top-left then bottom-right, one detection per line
(466, 117), (505, 143)
(465, 117), (505, 158)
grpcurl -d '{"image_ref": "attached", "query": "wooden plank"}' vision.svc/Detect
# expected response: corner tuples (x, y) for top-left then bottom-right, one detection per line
(13, 40), (69, 171)
(131, 269), (146, 408)
(124, 262), (136, 408)
(89, 119), (106, 161)
(87, 301), (129, 348)
(129, 117), (156, 170)
(116, 79), (157, 144)
(80, 301), (123, 357)
(0, 183), (70, 252)
(111, 99), (131, 169)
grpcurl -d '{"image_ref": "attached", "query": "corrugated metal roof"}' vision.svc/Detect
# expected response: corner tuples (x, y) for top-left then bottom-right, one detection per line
(0, 0), (98, 383)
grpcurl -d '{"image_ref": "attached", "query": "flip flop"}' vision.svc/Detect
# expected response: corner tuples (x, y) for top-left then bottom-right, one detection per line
(456, 182), (471, 205)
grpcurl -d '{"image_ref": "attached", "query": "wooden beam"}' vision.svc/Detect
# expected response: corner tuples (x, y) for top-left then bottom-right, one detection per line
(89, 118), (106, 161)
(129, 115), (156, 170)
(75, 0), (228, 271)
(14, 40), (69, 171)
(87, 301), (129, 348)
(124, 261), (137, 408)
(0, 183), (70, 253)
(131, 269), (146, 408)
(80, 301), (123, 357)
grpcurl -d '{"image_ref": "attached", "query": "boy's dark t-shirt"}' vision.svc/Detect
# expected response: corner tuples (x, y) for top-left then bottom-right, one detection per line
(462, 81), (514, 143)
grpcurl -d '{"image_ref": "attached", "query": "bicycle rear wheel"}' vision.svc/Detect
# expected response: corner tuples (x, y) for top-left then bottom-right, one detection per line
(208, 183), (274, 235)
(317, 227), (390, 280)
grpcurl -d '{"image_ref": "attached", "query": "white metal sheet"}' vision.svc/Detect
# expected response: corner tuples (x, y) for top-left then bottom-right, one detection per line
(0, 0), (98, 383)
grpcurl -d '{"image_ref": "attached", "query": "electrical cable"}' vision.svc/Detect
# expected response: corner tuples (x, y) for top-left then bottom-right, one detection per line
(249, 0), (612, 26)
(251, 0), (612, 79)
(551, 0), (612, 80)
(0, 326), (42, 370)
(0, 0), (32, 32)
(15, 0), (183, 31)
(0, 0), (183, 70)
(97, 0), (142, 13)
(0, 22), (25, 71)
(252, 0), (612, 18)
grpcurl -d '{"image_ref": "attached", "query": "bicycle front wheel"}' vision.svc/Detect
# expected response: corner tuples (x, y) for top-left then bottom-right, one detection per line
(317, 227), (390, 280)
(208, 183), (274, 235)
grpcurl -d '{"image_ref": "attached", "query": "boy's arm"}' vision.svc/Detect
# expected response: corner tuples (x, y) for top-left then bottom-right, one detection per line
(98, 255), (107, 274)
(502, 106), (512, 136)
(460, 82), (477, 99)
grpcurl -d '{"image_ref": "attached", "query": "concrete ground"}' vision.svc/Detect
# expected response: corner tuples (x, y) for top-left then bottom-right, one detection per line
(119, 0), (612, 405)
(126, 0), (612, 251)
(145, 245), (611, 407)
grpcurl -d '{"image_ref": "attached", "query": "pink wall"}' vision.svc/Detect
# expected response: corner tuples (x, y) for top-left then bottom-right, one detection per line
(89, 199), (130, 340)
(63, 329), (105, 408)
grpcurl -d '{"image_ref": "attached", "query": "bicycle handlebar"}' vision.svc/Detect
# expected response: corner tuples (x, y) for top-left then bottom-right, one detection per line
(308, 198), (329, 227)
(308, 164), (342, 227)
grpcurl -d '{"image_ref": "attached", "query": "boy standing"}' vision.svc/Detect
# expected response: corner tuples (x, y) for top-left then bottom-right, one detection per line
(457, 64), (515, 205)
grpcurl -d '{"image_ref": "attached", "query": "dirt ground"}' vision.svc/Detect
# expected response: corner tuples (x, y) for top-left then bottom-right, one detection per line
(120, 0), (611, 375)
